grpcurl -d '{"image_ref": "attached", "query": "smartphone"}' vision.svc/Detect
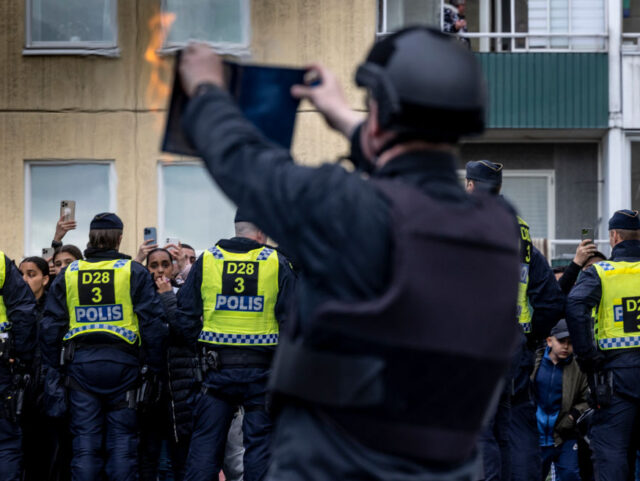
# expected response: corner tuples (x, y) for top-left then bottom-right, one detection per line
(581, 228), (594, 242)
(42, 247), (55, 259)
(166, 237), (180, 246)
(143, 227), (157, 244)
(60, 200), (76, 222)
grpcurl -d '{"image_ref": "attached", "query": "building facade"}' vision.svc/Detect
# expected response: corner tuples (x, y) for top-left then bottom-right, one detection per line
(0, 0), (638, 263)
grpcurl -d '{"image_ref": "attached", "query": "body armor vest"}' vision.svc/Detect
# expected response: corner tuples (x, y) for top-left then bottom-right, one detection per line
(270, 180), (521, 464)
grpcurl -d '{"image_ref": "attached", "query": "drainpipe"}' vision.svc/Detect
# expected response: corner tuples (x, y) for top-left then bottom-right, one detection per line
(603, 0), (627, 234)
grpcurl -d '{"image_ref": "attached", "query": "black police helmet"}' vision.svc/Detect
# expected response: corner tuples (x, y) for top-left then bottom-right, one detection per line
(355, 26), (487, 143)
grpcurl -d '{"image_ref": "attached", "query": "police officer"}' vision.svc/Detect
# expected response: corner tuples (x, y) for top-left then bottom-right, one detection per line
(174, 211), (295, 481)
(566, 209), (640, 480)
(178, 27), (521, 480)
(41, 213), (167, 481)
(0, 250), (37, 481)
(465, 160), (565, 481)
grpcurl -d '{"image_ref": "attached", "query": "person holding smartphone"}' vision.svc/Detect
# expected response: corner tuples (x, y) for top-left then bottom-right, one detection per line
(567, 210), (640, 480)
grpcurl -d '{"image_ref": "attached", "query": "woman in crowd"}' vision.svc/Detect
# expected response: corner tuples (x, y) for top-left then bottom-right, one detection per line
(51, 245), (83, 276)
(18, 257), (71, 481)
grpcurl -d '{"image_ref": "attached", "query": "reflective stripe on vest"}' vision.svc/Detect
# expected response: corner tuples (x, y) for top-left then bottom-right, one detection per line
(0, 251), (8, 333)
(199, 245), (280, 346)
(517, 217), (533, 333)
(64, 259), (139, 344)
(593, 261), (640, 350)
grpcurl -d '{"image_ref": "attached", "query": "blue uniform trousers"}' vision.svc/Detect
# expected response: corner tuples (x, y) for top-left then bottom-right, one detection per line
(591, 392), (640, 481)
(479, 393), (511, 481)
(509, 400), (541, 481)
(541, 441), (581, 481)
(0, 417), (21, 481)
(185, 367), (271, 481)
(68, 360), (139, 481)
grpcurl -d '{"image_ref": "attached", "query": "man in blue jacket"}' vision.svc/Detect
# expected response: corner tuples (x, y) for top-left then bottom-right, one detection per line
(466, 160), (565, 481)
(41, 213), (167, 481)
(567, 209), (640, 481)
(0, 250), (37, 481)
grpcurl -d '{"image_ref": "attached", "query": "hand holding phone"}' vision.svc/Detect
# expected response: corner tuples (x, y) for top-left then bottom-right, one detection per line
(41, 247), (55, 260)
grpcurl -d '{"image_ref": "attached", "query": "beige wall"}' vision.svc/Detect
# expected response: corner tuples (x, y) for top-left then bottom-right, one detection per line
(0, 0), (376, 260)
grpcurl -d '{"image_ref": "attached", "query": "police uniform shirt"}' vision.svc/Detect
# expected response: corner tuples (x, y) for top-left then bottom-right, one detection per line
(175, 237), (296, 351)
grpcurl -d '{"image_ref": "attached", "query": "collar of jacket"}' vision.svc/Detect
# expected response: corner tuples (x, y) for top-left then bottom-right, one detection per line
(83, 247), (131, 261)
(611, 239), (640, 261)
(217, 237), (264, 253)
(373, 150), (459, 182)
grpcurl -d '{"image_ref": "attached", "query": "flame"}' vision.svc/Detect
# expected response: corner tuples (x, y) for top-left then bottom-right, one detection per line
(145, 12), (176, 107)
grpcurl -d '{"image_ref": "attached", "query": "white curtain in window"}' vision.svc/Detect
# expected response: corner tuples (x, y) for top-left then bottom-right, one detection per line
(502, 176), (550, 239)
(160, 163), (236, 251)
(382, 0), (441, 33)
(165, 0), (248, 45)
(28, 163), (112, 256)
(528, 0), (605, 49)
(30, 0), (115, 43)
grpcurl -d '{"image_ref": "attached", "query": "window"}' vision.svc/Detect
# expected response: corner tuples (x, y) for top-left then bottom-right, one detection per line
(526, 0), (606, 50)
(25, 0), (118, 56)
(24, 161), (116, 256)
(378, 0), (441, 36)
(158, 162), (236, 251)
(162, 0), (250, 54)
(502, 171), (555, 240)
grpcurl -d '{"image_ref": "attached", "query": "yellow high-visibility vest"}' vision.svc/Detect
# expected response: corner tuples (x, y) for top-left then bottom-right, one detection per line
(199, 245), (279, 346)
(0, 251), (8, 333)
(593, 260), (640, 350)
(64, 259), (139, 344)
(517, 216), (533, 333)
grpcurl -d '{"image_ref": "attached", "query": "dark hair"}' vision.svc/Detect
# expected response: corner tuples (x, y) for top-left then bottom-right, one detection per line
(20, 256), (50, 277)
(88, 229), (123, 250)
(589, 251), (607, 262)
(146, 248), (173, 266)
(180, 243), (194, 251)
(53, 244), (83, 263)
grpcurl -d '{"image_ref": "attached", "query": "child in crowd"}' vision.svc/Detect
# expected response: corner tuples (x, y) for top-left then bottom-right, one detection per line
(533, 319), (589, 481)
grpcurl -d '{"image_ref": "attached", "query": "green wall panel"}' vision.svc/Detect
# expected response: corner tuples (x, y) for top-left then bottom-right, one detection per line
(476, 53), (608, 129)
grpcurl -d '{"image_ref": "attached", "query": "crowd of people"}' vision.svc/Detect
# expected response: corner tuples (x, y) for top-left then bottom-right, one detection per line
(0, 24), (638, 481)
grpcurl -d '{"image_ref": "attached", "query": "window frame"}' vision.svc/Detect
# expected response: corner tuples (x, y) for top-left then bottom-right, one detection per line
(160, 0), (251, 56)
(23, 160), (117, 256)
(23, 0), (119, 57)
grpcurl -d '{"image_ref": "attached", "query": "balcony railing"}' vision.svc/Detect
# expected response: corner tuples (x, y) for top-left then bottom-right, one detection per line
(459, 32), (609, 53)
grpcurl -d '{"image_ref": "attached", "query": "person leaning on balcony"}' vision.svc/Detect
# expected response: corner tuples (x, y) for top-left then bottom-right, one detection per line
(40, 213), (168, 481)
(466, 160), (565, 481)
(443, 0), (471, 48)
(178, 26), (523, 481)
(566, 209), (640, 481)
